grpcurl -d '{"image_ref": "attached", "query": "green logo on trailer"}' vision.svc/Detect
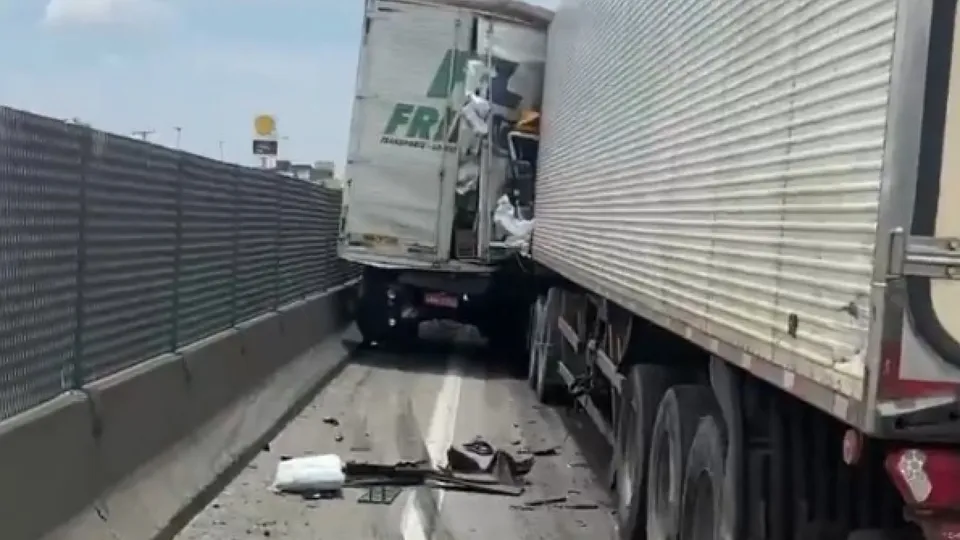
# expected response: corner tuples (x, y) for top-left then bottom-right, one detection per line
(380, 49), (521, 152)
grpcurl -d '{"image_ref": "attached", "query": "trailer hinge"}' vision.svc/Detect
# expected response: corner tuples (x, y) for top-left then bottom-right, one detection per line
(888, 229), (960, 279)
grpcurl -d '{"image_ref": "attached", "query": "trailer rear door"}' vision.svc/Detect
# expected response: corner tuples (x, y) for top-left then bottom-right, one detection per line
(342, 0), (468, 263)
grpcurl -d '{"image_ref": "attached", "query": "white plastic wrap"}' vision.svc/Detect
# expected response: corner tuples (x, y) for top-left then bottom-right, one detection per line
(270, 454), (345, 494)
(493, 195), (534, 248)
(461, 94), (491, 137)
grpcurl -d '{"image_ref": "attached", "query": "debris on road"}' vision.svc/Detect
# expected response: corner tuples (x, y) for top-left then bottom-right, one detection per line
(447, 437), (535, 487)
(357, 485), (403, 505)
(344, 460), (525, 496)
(519, 496), (568, 507)
(322, 416), (340, 427)
(510, 495), (602, 512)
(270, 454), (346, 495)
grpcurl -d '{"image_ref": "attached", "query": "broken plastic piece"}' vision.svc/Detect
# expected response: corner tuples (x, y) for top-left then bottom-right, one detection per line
(461, 94), (491, 136)
(464, 59), (490, 97)
(270, 454), (345, 494)
(493, 195), (535, 246)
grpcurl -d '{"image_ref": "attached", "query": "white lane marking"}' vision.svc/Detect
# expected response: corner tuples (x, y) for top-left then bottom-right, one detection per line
(401, 355), (464, 540)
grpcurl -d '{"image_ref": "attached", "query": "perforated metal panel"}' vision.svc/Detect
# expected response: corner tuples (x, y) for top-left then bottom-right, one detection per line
(81, 135), (179, 380)
(278, 180), (340, 304)
(176, 156), (237, 345)
(0, 105), (354, 420)
(235, 170), (280, 322)
(0, 109), (81, 418)
(535, 0), (898, 401)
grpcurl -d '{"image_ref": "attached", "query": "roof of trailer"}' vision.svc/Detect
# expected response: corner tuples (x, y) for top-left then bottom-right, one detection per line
(385, 0), (554, 28)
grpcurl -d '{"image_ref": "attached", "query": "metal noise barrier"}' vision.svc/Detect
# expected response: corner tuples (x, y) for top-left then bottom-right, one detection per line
(0, 106), (359, 420)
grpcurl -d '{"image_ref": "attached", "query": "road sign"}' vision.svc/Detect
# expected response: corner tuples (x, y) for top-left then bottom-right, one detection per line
(252, 139), (278, 156)
(253, 114), (278, 157)
(253, 114), (277, 137)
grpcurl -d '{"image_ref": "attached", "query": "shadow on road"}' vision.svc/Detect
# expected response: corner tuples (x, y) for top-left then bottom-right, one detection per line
(343, 321), (529, 381)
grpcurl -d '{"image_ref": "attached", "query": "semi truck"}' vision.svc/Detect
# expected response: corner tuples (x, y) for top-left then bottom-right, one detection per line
(523, 0), (960, 539)
(338, 0), (551, 348)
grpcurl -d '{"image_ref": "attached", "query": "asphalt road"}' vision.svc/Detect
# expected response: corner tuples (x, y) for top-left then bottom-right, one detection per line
(175, 324), (617, 539)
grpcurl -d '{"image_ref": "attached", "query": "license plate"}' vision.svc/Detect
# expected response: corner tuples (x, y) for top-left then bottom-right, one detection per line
(424, 292), (458, 309)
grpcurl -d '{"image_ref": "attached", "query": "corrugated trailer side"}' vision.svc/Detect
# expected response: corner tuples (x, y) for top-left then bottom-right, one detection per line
(535, 0), (893, 428)
(523, 1), (960, 538)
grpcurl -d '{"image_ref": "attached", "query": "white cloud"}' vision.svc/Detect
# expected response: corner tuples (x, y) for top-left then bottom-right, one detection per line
(43, 0), (173, 27)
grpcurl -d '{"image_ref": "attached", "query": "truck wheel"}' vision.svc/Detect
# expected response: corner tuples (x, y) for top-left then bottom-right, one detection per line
(679, 414), (727, 540)
(355, 268), (417, 348)
(615, 364), (678, 540)
(646, 385), (718, 540)
(356, 271), (388, 345)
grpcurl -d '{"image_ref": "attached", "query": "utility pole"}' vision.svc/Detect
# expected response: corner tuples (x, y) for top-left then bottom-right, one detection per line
(173, 126), (182, 149)
(218, 140), (224, 161)
(132, 129), (155, 141)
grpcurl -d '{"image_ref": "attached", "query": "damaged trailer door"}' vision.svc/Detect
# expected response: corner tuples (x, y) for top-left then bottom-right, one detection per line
(885, 0), (960, 417)
(342, 0), (470, 264)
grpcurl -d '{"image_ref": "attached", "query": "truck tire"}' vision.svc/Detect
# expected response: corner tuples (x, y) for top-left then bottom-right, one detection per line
(356, 271), (387, 344)
(646, 385), (719, 540)
(356, 269), (417, 348)
(679, 414), (728, 540)
(615, 364), (679, 540)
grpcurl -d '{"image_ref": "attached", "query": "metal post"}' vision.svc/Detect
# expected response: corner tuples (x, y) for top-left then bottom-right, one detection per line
(170, 156), (184, 350)
(476, 19), (494, 260)
(229, 175), (240, 325)
(273, 178), (283, 309)
(72, 127), (92, 388)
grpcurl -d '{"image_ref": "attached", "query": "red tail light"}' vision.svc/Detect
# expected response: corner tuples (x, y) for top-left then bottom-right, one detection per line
(885, 448), (960, 509)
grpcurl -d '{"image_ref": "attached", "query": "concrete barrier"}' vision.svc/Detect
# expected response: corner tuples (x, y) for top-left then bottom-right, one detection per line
(0, 281), (358, 540)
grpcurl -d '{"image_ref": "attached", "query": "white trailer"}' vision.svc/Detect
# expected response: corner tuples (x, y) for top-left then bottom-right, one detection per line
(526, 1), (960, 538)
(339, 0), (550, 347)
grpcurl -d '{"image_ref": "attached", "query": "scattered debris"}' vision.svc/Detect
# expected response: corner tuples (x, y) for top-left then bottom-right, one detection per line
(335, 433), (344, 442)
(358, 485), (403, 505)
(524, 496), (568, 507)
(344, 460), (525, 496)
(322, 416), (340, 427)
(446, 438), (535, 487)
(463, 438), (494, 456)
(511, 495), (601, 512)
(270, 438), (542, 505)
(530, 446), (560, 457)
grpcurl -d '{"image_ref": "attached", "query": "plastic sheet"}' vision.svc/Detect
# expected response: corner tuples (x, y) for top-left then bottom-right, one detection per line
(270, 454), (345, 494)
(493, 195), (535, 248)
(461, 94), (491, 137)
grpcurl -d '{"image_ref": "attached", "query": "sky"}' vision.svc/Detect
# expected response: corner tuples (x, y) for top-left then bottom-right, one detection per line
(0, 0), (558, 171)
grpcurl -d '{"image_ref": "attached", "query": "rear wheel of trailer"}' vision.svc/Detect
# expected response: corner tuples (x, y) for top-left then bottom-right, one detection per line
(540, 288), (921, 539)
